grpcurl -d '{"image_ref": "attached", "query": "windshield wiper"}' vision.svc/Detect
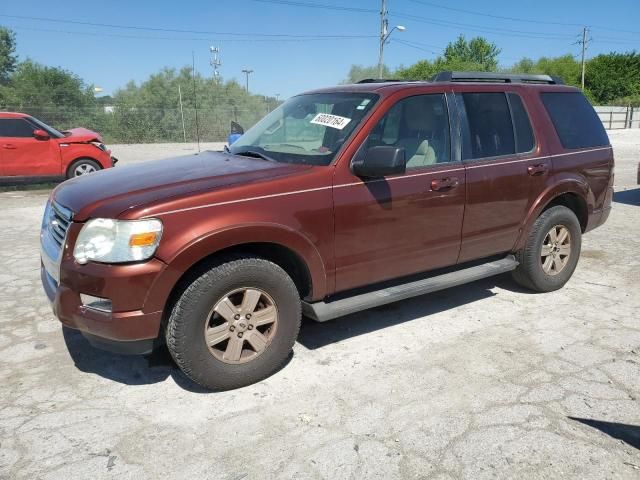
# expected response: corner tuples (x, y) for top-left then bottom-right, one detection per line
(233, 149), (278, 163)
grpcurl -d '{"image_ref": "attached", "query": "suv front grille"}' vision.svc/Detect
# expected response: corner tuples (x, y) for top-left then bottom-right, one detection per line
(48, 201), (73, 247)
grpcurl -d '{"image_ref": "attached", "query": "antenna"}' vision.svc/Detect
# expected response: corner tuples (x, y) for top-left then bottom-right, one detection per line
(209, 46), (222, 82)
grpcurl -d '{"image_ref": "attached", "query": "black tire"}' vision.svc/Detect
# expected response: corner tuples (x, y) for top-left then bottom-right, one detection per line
(166, 256), (301, 391)
(67, 158), (101, 179)
(512, 205), (582, 292)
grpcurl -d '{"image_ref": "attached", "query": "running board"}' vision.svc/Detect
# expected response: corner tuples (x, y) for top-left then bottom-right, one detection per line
(302, 255), (518, 322)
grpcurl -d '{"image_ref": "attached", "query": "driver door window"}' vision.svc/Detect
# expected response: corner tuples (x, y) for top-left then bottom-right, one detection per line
(367, 94), (451, 169)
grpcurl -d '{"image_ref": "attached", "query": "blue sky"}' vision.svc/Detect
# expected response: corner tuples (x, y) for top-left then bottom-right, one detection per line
(3, 0), (639, 99)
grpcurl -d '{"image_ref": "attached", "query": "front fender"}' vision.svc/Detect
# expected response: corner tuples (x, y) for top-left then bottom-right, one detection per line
(513, 175), (593, 251)
(142, 223), (327, 314)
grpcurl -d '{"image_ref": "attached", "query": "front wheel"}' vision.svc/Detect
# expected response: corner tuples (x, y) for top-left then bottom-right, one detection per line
(512, 205), (582, 292)
(67, 158), (101, 179)
(166, 257), (301, 391)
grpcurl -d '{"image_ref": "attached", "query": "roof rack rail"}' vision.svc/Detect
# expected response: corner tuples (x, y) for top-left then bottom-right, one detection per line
(431, 71), (564, 85)
(356, 78), (404, 84)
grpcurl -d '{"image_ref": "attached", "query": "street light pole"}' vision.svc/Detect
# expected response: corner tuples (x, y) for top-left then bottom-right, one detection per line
(242, 69), (254, 92)
(377, 1), (405, 79)
(377, 0), (387, 79)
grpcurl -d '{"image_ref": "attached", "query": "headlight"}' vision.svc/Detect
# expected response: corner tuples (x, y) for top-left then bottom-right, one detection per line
(73, 218), (162, 264)
(91, 141), (107, 151)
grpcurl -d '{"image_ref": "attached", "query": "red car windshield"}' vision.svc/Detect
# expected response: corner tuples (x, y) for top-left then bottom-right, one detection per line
(27, 116), (65, 139)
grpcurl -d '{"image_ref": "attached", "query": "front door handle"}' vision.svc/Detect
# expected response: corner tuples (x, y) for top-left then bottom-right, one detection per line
(527, 163), (549, 176)
(2, 144), (16, 149)
(430, 177), (459, 191)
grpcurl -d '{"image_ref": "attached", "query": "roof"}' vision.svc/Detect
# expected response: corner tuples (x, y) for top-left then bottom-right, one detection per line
(300, 71), (578, 96)
(0, 112), (31, 119)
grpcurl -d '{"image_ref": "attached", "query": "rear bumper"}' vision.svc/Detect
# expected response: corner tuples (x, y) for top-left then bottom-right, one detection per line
(585, 187), (613, 233)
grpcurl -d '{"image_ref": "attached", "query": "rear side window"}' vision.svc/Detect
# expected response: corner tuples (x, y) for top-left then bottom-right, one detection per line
(0, 119), (35, 137)
(541, 92), (609, 149)
(461, 92), (515, 159)
(507, 93), (535, 153)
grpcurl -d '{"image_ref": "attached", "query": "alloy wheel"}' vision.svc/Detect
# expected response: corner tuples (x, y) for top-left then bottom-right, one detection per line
(204, 287), (278, 364)
(74, 163), (97, 176)
(541, 225), (571, 276)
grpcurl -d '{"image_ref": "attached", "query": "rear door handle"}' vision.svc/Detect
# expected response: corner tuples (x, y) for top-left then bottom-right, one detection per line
(430, 177), (459, 191)
(527, 163), (549, 176)
(2, 144), (16, 149)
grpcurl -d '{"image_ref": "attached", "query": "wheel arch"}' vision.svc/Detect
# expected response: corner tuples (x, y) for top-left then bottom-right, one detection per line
(514, 179), (592, 251)
(144, 224), (328, 318)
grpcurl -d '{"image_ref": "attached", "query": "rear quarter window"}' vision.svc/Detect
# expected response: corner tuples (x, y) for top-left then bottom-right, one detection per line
(540, 92), (609, 149)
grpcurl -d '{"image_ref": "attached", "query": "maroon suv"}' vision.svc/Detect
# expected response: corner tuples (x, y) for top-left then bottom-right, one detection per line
(41, 72), (614, 390)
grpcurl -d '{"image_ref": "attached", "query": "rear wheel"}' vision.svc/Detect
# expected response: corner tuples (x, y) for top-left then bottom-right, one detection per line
(67, 158), (101, 179)
(512, 205), (582, 292)
(166, 257), (301, 391)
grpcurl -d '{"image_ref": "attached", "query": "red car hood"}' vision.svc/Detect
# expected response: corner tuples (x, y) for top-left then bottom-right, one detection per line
(62, 127), (103, 143)
(53, 151), (312, 221)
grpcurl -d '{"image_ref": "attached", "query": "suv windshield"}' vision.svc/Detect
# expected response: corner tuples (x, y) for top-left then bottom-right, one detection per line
(229, 92), (378, 166)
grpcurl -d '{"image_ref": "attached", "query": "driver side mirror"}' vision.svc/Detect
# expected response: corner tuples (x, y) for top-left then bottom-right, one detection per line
(33, 129), (50, 140)
(352, 145), (406, 178)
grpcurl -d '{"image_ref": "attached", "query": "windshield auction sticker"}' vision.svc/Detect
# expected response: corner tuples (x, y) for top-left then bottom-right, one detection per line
(310, 113), (352, 130)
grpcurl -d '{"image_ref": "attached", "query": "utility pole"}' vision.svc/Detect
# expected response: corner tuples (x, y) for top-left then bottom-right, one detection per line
(580, 26), (589, 91)
(377, 0), (388, 79)
(192, 51), (200, 153)
(178, 84), (186, 143)
(242, 69), (253, 92)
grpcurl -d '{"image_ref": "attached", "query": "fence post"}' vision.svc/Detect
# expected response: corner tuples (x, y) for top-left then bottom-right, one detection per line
(609, 111), (613, 129)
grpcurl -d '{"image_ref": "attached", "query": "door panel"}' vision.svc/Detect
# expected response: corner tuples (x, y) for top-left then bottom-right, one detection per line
(455, 90), (548, 263)
(2, 137), (60, 176)
(0, 118), (60, 176)
(332, 91), (465, 293)
(459, 157), (542, 262)
(333, 164), (466, 292)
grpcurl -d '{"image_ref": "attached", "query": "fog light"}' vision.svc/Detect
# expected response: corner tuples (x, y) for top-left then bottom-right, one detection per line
(80, 293), (112, 312)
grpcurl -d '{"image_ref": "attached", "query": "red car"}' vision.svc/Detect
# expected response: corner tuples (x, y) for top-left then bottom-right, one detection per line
(0, 112), (116, 183)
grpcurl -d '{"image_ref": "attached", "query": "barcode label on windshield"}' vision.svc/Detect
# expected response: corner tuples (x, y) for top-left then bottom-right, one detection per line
(310, 113), (352, 130)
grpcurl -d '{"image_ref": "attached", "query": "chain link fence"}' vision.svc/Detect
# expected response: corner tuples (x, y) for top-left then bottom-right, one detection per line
(10, 104), (276, 144)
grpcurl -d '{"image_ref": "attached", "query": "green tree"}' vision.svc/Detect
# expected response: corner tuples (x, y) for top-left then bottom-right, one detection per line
(585, 52), (640, 104)
(394, 35), (500, 80)
(0, 60), (97, 131)
(507, 54), (581, 88)
(443, 35), (501, 71)
(343, 64), (392, 83)
(0, 27), (17, 84)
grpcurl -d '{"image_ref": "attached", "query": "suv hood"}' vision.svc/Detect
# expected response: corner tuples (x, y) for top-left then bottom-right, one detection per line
(54, 150), (311, 221)
(61, 127), (103, 143)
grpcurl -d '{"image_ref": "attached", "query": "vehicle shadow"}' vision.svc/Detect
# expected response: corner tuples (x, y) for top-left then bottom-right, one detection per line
(62, 273), (522, 390)
(62, 326), (292, 393)
(569, 417), (640, 450)
(613, 187), (640, 206)
(297, 274), (515, 350)
(62, 326), (209, 392)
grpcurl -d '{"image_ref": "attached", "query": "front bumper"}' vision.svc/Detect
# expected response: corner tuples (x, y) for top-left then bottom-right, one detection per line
(41, 216), (166, 355)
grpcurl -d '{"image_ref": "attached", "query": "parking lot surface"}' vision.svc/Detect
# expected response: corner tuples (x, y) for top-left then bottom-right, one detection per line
(0, 132), (639, 479)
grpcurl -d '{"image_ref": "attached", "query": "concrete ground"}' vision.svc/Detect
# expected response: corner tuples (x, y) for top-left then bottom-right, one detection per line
(0, 132), (639, 479)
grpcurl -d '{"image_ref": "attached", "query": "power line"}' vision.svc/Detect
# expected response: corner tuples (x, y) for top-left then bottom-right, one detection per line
(406, 0), (640, 36)
(0, 13), (375, 38)
(391, 12), (577, 40)
(248, 0), (376, 13)
(5, 24), (376, 43)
